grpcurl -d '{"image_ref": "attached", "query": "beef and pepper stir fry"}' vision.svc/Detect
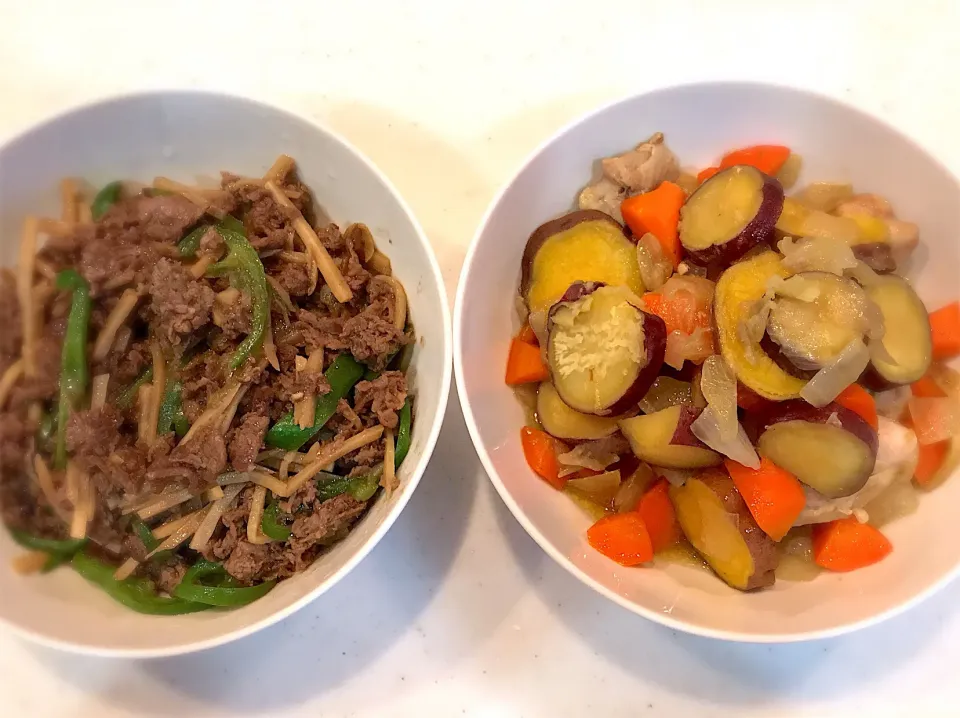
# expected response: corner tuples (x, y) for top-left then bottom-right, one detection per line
(0, 156), (414, 613)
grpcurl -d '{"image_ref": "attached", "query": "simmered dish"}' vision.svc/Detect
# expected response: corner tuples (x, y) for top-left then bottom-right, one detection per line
(1, 156), (414, 613)
(507, 136), (960, 590)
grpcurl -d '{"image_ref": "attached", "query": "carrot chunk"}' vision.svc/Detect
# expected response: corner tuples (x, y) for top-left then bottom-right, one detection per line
(719, 144), (791, 176)
(520, 426), (564, 490)
(636, 479), (682, 552)
(835, 384), (878, 430)
(725, 457), (806, 541)
(505, 338), (549, 385)
(587, 512), (654, 566)
(812, 517), (892, 572)
(929, 302), (960, 360)
(620, 181), (686, 267)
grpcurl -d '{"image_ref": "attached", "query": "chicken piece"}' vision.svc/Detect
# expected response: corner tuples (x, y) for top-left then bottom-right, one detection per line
(577, 178), (626, 223)
(578, 133), (680, 222)
(795, 416), (918, 525)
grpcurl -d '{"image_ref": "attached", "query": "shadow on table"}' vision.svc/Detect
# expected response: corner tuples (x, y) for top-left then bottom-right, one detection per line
(495, 491), (957, 707)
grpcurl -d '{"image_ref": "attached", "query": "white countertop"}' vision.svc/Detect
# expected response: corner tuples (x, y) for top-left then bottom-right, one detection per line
(3, 1), (960, 715)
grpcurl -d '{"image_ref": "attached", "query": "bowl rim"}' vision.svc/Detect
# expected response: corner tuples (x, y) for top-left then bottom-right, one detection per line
(0, 88), (453, 658)
(454, 79), (960, 644)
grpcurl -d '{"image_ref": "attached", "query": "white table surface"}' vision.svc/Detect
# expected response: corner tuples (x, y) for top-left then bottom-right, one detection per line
(3, 1), (960, 715)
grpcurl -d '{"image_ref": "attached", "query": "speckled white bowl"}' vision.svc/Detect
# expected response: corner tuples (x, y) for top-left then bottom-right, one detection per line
(0, 91), (452, 657)
(455, 81), (960, 642)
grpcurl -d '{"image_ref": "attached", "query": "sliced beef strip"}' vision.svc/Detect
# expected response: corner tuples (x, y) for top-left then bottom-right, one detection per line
(66, 406), (150, 496)
(144, 554), (190, 595)
(295, 311), (349, 351)
(180, 351), (227, 423)
(9, 332), (61, 408)
(0, 271), (22, 372)
(130, 194), (205, 244)
(340, 307), (405, 371)
(216, 290), (252, 341)
(267, 257), (313, 297)
(353, 371), (407, 430)
(146, 258), (215, 348)
(145, 425), (227, 493)
(222, 493), (367, 584)
(227, 413), (269, 471)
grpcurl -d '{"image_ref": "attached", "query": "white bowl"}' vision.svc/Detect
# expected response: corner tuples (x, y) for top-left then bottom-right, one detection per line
(0, 91), (452, 657)
(455, 81), (960, 642)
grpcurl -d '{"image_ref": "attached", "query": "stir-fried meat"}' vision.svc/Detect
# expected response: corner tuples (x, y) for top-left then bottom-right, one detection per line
(146, 258), (216, 347)
(145, 425), (227, 494)
(227, 413), (269, 472)
(353, 371), (407, 430)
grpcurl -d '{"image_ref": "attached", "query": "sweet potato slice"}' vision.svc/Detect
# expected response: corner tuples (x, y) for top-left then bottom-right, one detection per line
(861, 275), (932, 388)
(669, 472), (778, 591)
(619, 405), (723, 469)
(714, 251), (806, 400)
(520, 210), (643, 312)
(537, 381), (620, 440)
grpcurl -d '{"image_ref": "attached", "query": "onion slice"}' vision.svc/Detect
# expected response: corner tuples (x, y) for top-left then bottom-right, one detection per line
(800, 337), (871, 408)
(699, 355), (737, 441)
(691, 406), (760, 469)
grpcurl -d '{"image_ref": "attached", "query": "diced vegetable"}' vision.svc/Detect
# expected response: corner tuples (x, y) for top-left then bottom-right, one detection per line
(394, 399), (413, 468)
(635, 232), (675, 291)
(637, 479), (682, 552)
(691, 406), (760, 468)
(834, 384), (878, 430)
(679, 165), (784, 266)
(520, 210), (643, 313)
(775, 153), (802, 189)
(54, 270), (92, 469)
(546, 283), (666, 415)
(929, 302), (960, 360)
(586, 513), (653, 566)
(619, 405), (723, 469)
(861, 275), (932, 388)
(614, 463), (655, 513)
(516, 323), (538, 345)
(812, 517), (892, 572)
(756, 401), (879, 498)
(794, 182), (853, 213)
(669, 472), (778, 590)
(620, 181), (686, 267)
(536, 381), (619, 441)
(638, 376), (692, 414)
(908, 397), (960, 445)
(914, 439), (953, 487)
(521, 426), (564, 490)
(911, 375), (947, 399)
(565, 470), (621, 507)
(505, 337), (549, 385)
(725, 457), (806, 541)
(90, 181), (122, 221)
(718, 144), (791, 175)
(714, 252), (806, 400)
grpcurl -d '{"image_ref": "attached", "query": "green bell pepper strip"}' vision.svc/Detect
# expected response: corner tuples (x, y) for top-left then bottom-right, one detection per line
(265, 354), (365, 451)
(130, 516), (174, 563)
(72, 551), (211, 615)
(315, 466), (383, 503)
(177, 224), (209, 258)
(157, 380), (189, 437)
(11, 530), (87, 556)
(54, 270), (91, 469)
(260, 500), (292, 541)
(36, 411), (56, 455)
(393, 399), (412, 468)
(206, 217), (270, 370)
(173, 559), (275, 607)
(90, 181), (122, 221)
(116, 366), (153, 410)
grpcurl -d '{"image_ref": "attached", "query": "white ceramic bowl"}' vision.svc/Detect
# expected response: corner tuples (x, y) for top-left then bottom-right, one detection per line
(455, 81), (960, 642)
(0, 91), (452, 657)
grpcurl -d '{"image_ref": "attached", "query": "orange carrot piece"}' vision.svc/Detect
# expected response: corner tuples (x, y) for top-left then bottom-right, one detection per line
(516, 323), (538, 346)
(520, 426), (564, 490)
(505, 338), (549, 385)
(637, 479), (682, 552)
(586, 512), (653, 566)
(929, 302), (960, 360)
(725, 457), (806, 541)
(719, 144), (791, 176)
(834, 384), (878, 430)
(620, 181), (686, 267)
(812, 517), (892, 572)
(736, 383), (773, 414)
(914, 440), (950, 487)
(911, 375), (947, 398)
(697, 166), (720, 184)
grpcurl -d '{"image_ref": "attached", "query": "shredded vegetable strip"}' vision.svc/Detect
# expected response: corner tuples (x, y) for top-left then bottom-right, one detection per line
(263, 323), (280, 371)
(246, 485), (272, 544)
(152, 177), (223, 218)
(34, 258), (57, 281)
(136, 488), (196, 521)
(190, 255), (215, 279)
(17, 217), (39, 377)
(382, 429), (397, 490)
(376, 275), (407, 330)
(278, 251), (311, 265)
(286, 426), (385, 496)
(264, 154), (295, 184)
(136, 384), (153, 445)
(219, 385), (250, 435)
(32, 455), (71, 523)
(60, 178), (79, 223)
(0, 359), (24, 409)
(37, 218), (74, 237)
(92, 289), (140, 361)
(146, 511), (203, 558)
(13, 551), (50, 575)
(278, 451), (297, 482)
(113, 557), (140, 581)
(181, 380), (243, 443)
(190, 484), (244, 551)
(77, 199), (93, 225)
(219, 469), (290, 496)
(368, 250), (392, 276)
(293, 349), (324, 430)
(91, 373), (110, 411)
(68, 465), (92, 539)
(264, 180), (352, 302)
